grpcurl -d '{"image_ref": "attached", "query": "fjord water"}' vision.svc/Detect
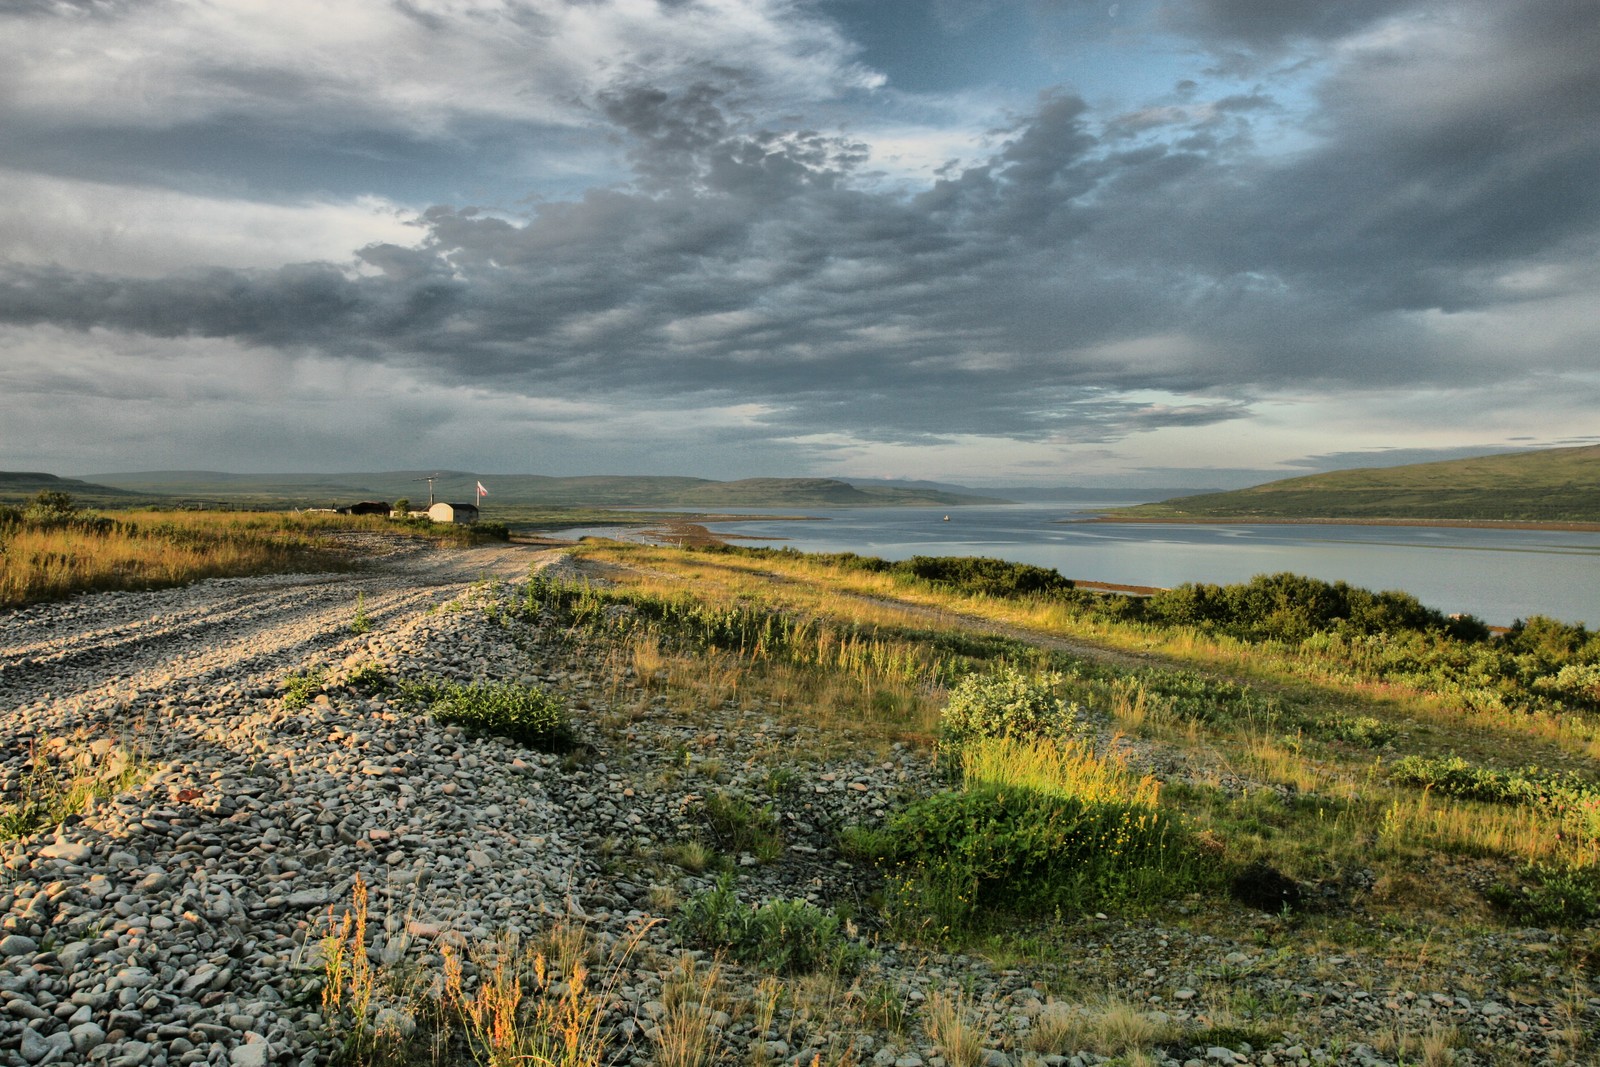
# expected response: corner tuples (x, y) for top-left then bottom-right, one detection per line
(682, 505), (1599, 627)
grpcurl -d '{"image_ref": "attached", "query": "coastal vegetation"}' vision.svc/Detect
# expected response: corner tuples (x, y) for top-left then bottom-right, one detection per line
(548, 538), (1600, 934)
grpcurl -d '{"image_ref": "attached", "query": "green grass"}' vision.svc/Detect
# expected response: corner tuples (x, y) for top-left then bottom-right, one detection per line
(700, 790), (785, 863)
(0, 740), (147, 843)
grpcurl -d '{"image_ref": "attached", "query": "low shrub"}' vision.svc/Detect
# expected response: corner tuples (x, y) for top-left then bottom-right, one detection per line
(1314, 714), (1397, 748)
(1389, 755), (1600, 825)
(939, 666), (1074, 752)
(1486, 862), (1600, 926)
(408, 680), (572, 751)
(676, 877), (872, 976)
(281, 669), (327, 710)
(897, 555), (1074, 598)
(344, 663), (391, 694)
(882, 783), (1196, 934)
(700, 790), (784, 863)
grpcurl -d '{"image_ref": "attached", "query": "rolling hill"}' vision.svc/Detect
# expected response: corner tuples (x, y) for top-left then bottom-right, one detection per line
(79, 471), (1006, 509)
(0, 471), (154, 507)
(1116, 444), (1600, 523)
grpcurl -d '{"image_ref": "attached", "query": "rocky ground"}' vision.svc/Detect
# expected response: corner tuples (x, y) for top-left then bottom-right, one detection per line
(1, 537), (1595, 1067)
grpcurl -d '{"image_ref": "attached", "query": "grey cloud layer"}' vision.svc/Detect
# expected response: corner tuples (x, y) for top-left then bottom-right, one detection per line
(1, 0), (1596, 452)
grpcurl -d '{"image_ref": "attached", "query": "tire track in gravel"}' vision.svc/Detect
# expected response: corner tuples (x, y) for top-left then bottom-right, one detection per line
(0, 538), (552, 720)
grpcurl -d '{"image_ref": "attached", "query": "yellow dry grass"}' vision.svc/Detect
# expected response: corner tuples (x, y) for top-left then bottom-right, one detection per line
(0, 511), (352, 607)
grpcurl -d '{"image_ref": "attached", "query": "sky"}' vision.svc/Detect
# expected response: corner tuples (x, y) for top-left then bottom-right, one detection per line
(1, 0), (1597, 488)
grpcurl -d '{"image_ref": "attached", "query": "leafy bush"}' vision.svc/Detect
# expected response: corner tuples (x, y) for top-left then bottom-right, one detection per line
(1486, 863), (1600, 926)
(410, 680), (572, 751)
(1314, 714), (1397, 748)
(939, 667), (1074, 751)
(676, 877), (872, 976)
(882, 785), (1195, 933)
(897, 555), (1074, 598)
(1530, 662), (1600, 712)
(693, 546), (1075, 601)
(1389, 755), (1600, 824)
(24, 490), (77, 523)
(1142, 572), (1468, 643)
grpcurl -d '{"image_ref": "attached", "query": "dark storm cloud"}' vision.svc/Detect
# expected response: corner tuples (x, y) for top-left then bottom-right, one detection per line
(1, 0), (1596, 451)
(1137, 0), (1600, 318)
(1158, 0), (1413, 60)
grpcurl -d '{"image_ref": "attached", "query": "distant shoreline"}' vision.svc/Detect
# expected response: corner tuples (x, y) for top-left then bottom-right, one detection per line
(1069, 515), (1600, 532)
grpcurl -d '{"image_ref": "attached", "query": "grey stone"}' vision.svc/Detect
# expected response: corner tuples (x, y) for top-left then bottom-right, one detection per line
(107, 1040), (153, 1067)
(1, 933), (40, 956)
(40, 840), (93, 864)
(115, 966), (156, 990)
(71, 1022), (108, 1055)
(229, 1041), (270, 1067)
(19, 1027), (53, 1065)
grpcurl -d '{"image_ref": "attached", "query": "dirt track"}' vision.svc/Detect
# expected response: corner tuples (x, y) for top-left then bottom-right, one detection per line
(0, 537), (553, 723)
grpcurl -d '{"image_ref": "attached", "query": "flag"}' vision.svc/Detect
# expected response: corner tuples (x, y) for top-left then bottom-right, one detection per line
(476, 481), (488, 498)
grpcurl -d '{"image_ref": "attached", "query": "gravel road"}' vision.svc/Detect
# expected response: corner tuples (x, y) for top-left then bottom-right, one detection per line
(1, 537), (541, 718)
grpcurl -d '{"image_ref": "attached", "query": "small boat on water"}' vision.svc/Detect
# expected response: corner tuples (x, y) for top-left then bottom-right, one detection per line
(942, 515), (950, 521)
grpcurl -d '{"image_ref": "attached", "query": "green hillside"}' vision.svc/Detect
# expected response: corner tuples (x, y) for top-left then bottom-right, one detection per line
(81, 470), (1004, 509)
(1117, 444), (1600, 523)
(0, 471), (156, 507)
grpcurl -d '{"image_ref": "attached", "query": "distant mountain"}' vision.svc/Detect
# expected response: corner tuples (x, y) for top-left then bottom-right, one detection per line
(0, 471), (151, 506)
(840, 478), (1217, 503)
(980, 486), (1219, 504)
(81, 471), (1002, 508)
(1115, 445), (1600, 523)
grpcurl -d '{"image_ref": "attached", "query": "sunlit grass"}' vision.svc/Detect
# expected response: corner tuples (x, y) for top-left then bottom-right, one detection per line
(579, 543), (1600, 767)
(961, 734), (1161, 808)
(0, 508), (498, 608)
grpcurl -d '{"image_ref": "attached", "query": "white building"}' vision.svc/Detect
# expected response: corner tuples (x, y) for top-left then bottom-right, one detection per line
(427, 502), (480, 524)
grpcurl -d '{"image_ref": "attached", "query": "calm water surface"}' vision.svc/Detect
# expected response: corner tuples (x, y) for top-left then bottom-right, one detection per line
(551, 504), (1600, 627)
